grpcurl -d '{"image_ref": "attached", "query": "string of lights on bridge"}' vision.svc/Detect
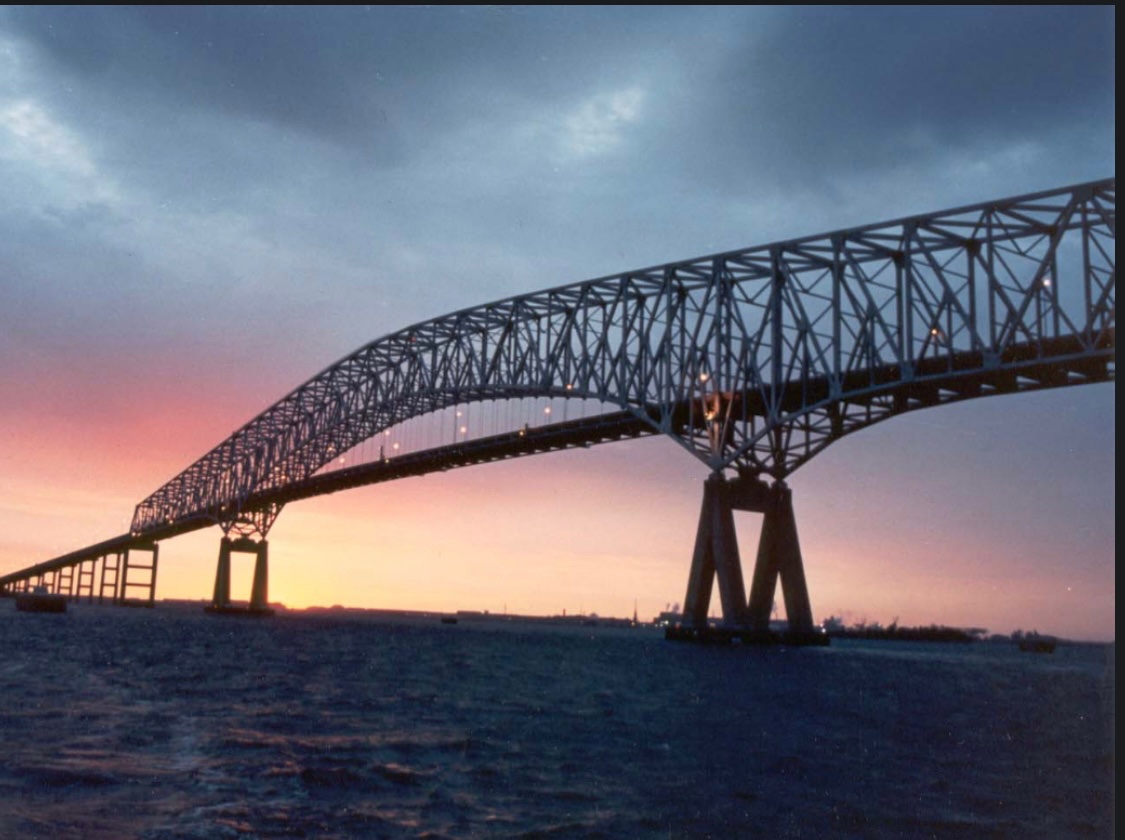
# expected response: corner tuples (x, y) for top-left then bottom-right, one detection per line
(317, 393), (619, 475)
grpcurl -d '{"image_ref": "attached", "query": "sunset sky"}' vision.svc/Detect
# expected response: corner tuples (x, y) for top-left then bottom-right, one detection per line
(0, 6), (1115, 640)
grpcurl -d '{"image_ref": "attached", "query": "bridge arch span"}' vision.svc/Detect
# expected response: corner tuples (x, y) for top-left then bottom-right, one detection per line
(131, 179), (1114, 540)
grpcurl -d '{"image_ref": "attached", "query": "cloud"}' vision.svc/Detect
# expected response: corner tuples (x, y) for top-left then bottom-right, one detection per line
(3, 7), (675, 162)
(1, 100), (94, 176)
(559, 86), (646, 160)
(634, 6), (1115, 196)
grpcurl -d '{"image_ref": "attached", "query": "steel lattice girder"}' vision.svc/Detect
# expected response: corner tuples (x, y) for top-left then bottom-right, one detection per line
(131, 179), (1115, 537)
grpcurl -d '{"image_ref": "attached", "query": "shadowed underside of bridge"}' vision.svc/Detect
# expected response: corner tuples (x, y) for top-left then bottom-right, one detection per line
(3, 179), (1114, 638)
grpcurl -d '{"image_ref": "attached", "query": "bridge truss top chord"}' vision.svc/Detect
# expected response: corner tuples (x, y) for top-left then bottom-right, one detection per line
(121, 178), (1113, 540)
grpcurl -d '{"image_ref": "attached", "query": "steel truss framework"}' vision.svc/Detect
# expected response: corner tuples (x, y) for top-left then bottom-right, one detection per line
(126, 179), (1114, 541)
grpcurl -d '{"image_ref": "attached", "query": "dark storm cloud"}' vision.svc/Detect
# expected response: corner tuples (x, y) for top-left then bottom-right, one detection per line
(1, 6), (1115, 343)
(9, 6), (1110, 211)
(757, 6), (1112, 134)
(8, 5), (405, 161)
(4, 5), (682, 162)
(658, 5), (1116, 189)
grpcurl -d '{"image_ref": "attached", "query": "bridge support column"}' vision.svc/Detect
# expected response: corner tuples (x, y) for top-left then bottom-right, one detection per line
(99, 552), (122, 603)
(683, 474), (748, 628)
(675, 474), (823, 644)
(209, 537), (272, 615)
(76, 559), (96, 603)
(249, 540), (269, 612)
(121, 543), (159, 607)
(58, 565), (75, 598)
(745, 483), (814, 635)
(213, 538), (233, 608)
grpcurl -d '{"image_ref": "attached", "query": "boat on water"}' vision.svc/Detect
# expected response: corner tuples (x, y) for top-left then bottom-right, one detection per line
(15, 586), (67, 614)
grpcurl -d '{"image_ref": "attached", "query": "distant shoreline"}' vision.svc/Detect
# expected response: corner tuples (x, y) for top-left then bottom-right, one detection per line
(31, 599), (1111, 646)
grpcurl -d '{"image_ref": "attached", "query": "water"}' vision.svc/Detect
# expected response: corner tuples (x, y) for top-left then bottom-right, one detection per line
(1, 604), (1113, 839)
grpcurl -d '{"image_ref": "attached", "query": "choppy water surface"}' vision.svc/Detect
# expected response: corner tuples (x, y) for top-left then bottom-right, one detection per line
(1, 604), (1113, 839)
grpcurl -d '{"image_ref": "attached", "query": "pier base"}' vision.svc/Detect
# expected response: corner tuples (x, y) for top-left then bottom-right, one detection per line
(676, 474), (824, 645)
(207, 537), (273, 616)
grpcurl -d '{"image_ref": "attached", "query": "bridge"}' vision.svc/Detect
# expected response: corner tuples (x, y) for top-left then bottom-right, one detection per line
(3, 179), (1115, 638)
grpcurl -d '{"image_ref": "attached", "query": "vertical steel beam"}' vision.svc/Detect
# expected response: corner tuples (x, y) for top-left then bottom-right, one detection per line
(120, 550), (131, 604)
(148, 544), (160, 607)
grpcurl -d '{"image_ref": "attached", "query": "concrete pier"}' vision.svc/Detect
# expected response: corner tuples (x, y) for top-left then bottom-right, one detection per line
(208, 537), (273, 616)
(677, 473), (824, 645)
(746, 482), (814, 634)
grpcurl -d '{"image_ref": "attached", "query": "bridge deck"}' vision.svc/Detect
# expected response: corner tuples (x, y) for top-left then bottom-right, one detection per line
(1, 410), (657, 587)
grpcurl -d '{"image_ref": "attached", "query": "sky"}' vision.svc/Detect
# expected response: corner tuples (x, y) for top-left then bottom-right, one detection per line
(0, 6), (1115, 640)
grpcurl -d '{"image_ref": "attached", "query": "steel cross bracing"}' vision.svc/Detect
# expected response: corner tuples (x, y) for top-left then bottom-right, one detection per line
(130, 179), (1115, 540)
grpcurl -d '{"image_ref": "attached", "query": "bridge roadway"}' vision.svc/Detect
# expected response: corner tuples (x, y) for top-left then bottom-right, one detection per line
(0, 409), (655, 591)
(2, 331), (1110, 597)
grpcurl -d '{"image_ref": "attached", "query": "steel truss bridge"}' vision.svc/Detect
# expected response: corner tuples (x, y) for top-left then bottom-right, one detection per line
(3, 179), (1115, 637)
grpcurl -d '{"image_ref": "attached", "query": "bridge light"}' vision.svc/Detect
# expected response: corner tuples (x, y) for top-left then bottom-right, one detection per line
(393, 442), (400, 450)
(699, 372), (710, 383)
(460, 425), (468, 434)
(1042, 276), (1052, 288)
(544, 406), (552, 415)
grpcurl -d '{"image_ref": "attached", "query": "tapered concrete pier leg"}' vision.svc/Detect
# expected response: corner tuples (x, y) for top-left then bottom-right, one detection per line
(682, 474), (749, 628)
(673, 475), (823, 645)
(746, 483), (814, 634)
(747, 505), (780, 631)
(712, 482), (748, 626)
(212, 538), (233, 609)
(682, 479), (718, 628)
(249, 540), (269, 611)
(774, 488), (814, 633)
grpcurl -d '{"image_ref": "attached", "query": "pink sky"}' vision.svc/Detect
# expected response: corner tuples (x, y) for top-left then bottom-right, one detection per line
(1, 376), (1114, 641)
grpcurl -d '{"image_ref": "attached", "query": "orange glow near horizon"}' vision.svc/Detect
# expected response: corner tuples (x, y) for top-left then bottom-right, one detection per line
(1, 388), (1115, 642)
